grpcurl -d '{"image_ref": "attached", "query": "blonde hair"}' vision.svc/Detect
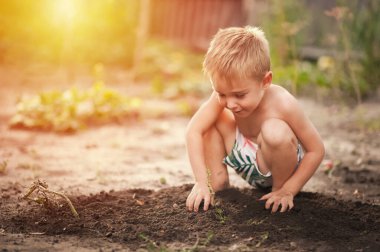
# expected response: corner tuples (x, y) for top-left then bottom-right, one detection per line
(203, 26), (270, 82)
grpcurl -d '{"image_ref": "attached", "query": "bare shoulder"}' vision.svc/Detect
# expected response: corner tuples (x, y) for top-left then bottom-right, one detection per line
(187, 91), (225, 132)
(268, 85), (300, 113)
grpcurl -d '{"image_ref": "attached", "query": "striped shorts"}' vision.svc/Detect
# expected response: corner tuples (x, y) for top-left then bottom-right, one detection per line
(223, 128), (304, 188)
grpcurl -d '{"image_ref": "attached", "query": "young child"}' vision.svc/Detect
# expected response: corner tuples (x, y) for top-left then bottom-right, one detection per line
(185, 26), (325, 213)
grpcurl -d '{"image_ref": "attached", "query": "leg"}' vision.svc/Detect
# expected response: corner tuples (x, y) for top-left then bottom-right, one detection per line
(203, 109), (235, 192)
(256, 118), (298, 191)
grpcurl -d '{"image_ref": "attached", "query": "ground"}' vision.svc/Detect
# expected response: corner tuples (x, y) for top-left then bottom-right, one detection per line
(0, 64), (379, 251)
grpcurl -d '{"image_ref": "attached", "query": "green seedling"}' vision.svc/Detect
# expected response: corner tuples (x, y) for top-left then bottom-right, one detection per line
(247, 217), (268, 225)
(214, 207), (228, 224)
(16, 162), (42, 179)
(159, 177), (167, 185)
(182, 232), (214, 252)
(206, 168), (215, 206)
(22, 179), (79, 218)
(0, 160), (7, 174)
(94, 165), (108, 185)
(17, 163), (41, 170)
(139, 233), (168, 252)
(255, 232), (269, 248)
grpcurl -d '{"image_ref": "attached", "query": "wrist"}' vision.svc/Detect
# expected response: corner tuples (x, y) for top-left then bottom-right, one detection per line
(281, 184), (298, 197)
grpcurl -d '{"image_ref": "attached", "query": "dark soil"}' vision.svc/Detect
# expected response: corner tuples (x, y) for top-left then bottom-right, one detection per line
(1, 65), (380, 251)
(1, 183), (379, 251)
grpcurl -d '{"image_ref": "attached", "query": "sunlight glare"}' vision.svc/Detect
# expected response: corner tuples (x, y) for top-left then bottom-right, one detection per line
(52, 0), (79, 25)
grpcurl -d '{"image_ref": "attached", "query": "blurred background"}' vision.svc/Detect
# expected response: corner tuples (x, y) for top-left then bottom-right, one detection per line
(0, 0), (379, 131)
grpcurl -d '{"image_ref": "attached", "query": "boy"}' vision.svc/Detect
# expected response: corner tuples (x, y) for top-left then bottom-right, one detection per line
(185, 26), (325, 213)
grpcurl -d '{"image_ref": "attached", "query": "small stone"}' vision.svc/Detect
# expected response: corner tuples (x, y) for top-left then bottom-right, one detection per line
(290, 242), (297, 248)
(172, 203), (179, 208)
(106, 232), (112, 237)
(356, 158), (363, 165)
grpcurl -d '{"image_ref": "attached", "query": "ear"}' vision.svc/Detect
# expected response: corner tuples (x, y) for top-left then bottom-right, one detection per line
(262, 71), (272, 89)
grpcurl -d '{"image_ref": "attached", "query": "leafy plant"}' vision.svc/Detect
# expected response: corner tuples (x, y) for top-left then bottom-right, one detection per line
(332, 0), (380, 102)
(9, 82), (141, 132)
(262, 0), (379, 104)
(134, 39), (210, 99)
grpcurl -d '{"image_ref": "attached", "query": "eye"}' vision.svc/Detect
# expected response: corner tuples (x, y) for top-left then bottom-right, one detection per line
(235, 93), (246, 98)
(218, 93), (226, 98)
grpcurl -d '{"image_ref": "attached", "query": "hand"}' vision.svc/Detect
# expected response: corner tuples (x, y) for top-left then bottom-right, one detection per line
(186, 182), (214, 212)
(259, 187), (294, 213)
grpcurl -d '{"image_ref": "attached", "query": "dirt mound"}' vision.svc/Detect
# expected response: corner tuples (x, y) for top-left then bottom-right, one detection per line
(333, 166), (380, 185)
(1, 184), (379, 251)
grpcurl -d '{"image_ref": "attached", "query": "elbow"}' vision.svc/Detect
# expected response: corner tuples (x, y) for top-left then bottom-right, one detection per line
(320, 140), (326, 161)
(315, 140), (326, 166)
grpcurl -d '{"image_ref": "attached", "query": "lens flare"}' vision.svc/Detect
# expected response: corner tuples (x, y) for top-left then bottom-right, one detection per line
(51, 0), (79, 25)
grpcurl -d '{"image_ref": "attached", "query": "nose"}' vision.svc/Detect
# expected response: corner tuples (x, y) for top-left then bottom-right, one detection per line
(226, 98), (238, 110)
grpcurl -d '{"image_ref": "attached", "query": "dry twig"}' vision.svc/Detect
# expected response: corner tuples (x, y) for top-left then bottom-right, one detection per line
(22, 179), (79, 218)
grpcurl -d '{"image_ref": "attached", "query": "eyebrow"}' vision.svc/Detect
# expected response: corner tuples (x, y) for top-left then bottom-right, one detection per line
(215, 89), (249, 95)
(212, 85), (249, 95)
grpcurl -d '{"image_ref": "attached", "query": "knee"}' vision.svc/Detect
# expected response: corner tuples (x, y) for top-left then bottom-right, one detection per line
(211, 177), (229, 192)
(260, 119), (296, 149)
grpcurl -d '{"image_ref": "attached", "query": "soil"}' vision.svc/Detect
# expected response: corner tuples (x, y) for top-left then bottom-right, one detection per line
(1, 64), (380, 251)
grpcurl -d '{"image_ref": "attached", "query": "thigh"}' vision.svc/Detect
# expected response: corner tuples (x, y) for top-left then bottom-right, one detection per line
(256, 118), (298, 175)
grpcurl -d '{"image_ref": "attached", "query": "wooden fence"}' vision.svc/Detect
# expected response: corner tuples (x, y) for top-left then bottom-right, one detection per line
(148, 0), (246, 51)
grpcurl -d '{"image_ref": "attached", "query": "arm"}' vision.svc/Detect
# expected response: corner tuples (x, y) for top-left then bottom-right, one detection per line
(261, 95), (325, 212)
(282, 100), (325, 196)
(185, 91), (224, 211)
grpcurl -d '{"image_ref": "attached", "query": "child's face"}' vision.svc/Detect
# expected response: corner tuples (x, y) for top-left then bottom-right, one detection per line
(212, 73), (271, 118)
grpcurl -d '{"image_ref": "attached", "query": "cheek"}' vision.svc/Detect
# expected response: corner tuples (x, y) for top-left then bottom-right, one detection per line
(241, 96), (259, 108)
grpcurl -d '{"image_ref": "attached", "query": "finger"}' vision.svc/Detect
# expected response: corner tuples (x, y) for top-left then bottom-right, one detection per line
(186, 192), (196, 211)
(203, 195), (211, 211)
(288, 200), (294, 211)
(265, 197), (274, 210)
(193, 195), (204, 212)
(259, 192), (273, 201)
(271, 200), (280, 213)
(280, 199), (288, 213)
(210, 193), (215, 206)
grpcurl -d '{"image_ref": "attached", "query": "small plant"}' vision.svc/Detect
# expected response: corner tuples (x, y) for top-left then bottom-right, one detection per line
(255, 232), (269, 248)
(16, 163), (41, 170)
(134, 39), (209, 99)
(247, 217), (268, 225)
(9, 82), (141, 132)
(139, 233), (168, 252)
(206, 168), (215, 206)
(159, 177), (167, 185)
(184, 232), (214, 252)
(0, 160), (8, 174)
(21, 179), (79, 218)
(214, 207), (228, 224)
